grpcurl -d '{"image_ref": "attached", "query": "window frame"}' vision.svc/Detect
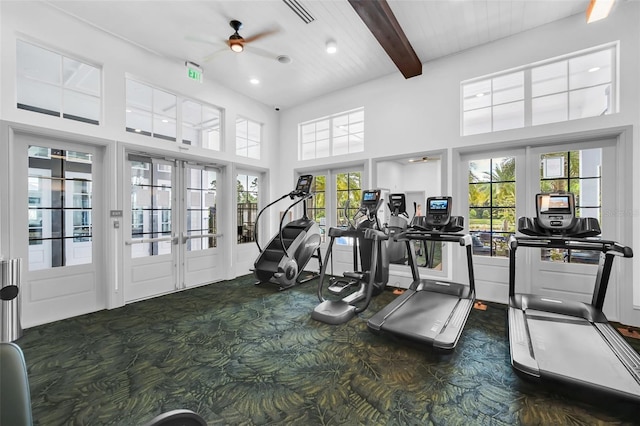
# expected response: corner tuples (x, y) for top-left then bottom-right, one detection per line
(461, 42), (618, 136)
(298, 107), (365, 160)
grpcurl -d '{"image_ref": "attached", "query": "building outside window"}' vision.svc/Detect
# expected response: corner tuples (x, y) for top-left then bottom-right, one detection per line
(468, 157), (516, 257)
(237, 174), (259, 244)
(28, 146), (94, 270)
(17, 40), (101, 125)
(306, 175), (326, 242)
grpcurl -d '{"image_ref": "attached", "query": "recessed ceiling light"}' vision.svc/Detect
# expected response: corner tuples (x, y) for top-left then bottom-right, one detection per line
(476, 93), (485, 98)
(250, 78), (260, 85)
(588, 67), (601, 73)
(326, 40), (337, 54)
(134, 128), (141, 133)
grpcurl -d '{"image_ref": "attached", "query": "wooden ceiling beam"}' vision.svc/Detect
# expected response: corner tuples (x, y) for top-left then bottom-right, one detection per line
(348, 0), (422, 79)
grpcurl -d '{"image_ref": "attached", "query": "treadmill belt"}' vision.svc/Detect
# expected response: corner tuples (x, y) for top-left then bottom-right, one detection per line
(526, 310), (640, 396)
(379, 291), (459, 342)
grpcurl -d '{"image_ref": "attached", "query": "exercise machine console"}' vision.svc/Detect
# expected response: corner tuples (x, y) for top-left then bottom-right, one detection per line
(367, 196), (476, 351)
(386, 193), (409, 264)
(312, 189), (389, 325)
(252, 175), (322, 290)
(508, 192), (640, 402)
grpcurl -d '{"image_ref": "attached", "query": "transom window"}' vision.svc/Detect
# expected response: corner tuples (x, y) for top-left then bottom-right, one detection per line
(299, 107), (365, 160)
(236, 118), (261, 159)
(17, 40), (101, 125)
(468, 157), (516, 257)
(182, 100), (222, 150)
(126, 79), (177, 141)
(462, 43), (617, 135)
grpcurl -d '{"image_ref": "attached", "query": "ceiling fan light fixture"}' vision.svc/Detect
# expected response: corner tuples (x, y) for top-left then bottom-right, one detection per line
(326, 40), (337, 54)
(229, 36), (244, 53)
(586, 0), (615, 23)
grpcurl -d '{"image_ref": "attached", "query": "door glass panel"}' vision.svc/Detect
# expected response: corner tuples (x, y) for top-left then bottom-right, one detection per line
(130, 159), (173, 258)
(539, 149), (602, 264)
(28, 146), (93, 270)
(186, 167), (217, 250)
(237, 174), (259, 244)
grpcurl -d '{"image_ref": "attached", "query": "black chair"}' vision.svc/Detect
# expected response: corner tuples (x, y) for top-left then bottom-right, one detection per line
(143, 409), (207, 426)
(0, 342), (33, 426)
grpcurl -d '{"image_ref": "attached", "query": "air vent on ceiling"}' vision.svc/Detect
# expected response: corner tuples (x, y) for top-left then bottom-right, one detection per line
(282, 0), (315, 24)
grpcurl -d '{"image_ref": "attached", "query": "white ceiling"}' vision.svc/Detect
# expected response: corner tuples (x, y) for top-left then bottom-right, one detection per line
(45, 0), (589, 109)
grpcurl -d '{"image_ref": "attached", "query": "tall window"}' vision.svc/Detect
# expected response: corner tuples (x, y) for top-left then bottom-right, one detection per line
(17, 40), (101, 125)
(307, 175), (326, 242)
(237, 174), (259, 244)
(28, 146), (93, 271)
(130, 158), (173, 258)
(126, 79), (177, 141)
(182, 100), (222, 150)
(540, 149), (602, 264)
(462, 43), (617, 135)
(186, 167), (218, 250)
(299, 107), (365, 160)
(468, 157), (516, 257)
(236, 118), (261, 159)
(336, 171), (362, 227)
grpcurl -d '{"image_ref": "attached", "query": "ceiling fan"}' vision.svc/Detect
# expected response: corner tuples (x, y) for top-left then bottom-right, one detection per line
(192, 20), (280, 63)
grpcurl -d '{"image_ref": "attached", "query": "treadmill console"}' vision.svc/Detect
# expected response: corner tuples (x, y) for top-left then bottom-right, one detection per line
(425, 196), (452, 228)
(292, 174), (314, 197)
(536, 193), (575, 231)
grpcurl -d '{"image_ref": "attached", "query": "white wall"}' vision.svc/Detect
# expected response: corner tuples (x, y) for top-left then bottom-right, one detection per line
(0, 2), (279, 313)
(277, 2), (640, 322)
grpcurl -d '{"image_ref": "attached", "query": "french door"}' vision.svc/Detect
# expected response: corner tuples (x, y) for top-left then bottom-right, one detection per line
(12, 131), (105, 327)
(123, 154), (222, 302)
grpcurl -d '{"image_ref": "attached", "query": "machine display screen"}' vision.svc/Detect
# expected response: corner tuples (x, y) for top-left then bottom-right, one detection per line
(428, 199), (448, 211)
(539, 195), (571, 214)
(295, 175), (313, 193)
(363, 191), (378, 202)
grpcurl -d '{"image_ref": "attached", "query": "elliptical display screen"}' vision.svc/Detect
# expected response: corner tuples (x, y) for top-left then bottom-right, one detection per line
(362, 190), (381, 208)
(428, 198), (448, 212)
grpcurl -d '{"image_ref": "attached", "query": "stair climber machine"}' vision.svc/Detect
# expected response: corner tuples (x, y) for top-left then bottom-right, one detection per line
(252, 175), (322, 291)
(312, 189), (389, 325)
(508, 192), (640, 402)
(367, 196), (476, 351)
(386, 193), (409, 264)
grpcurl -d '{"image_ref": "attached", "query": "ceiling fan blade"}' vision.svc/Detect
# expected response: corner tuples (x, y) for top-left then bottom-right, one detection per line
(244, 45), (279, 60)
(242, 27), (279, 44)
(203, 48), (229, 62)
(185, 35), (222, 46)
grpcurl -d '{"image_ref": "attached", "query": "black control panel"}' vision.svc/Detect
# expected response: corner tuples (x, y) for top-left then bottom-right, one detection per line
(388, 193), (406, 214)
(361, 189), (382, 210)
(536, 193), (575, 231)
(292, 174), (313, 197)
(425, 196), (452, 228)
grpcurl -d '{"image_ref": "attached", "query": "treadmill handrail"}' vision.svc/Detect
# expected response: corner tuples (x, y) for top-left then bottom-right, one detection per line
(508, 234), (633, 257)
(396, 229), (471, 246)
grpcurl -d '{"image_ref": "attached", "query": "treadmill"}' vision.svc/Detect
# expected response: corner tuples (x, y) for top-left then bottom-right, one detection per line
(367, 196), (476, 351)
(508, 192), (640, 402)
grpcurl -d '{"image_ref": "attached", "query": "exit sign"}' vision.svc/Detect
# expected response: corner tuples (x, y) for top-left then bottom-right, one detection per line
(186, 63), (203, 83)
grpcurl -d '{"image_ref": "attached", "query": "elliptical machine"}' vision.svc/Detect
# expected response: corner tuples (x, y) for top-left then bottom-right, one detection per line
(253, 175), (322, 291)
(386, 193), (409, 264)
(312, 189), (389, 325)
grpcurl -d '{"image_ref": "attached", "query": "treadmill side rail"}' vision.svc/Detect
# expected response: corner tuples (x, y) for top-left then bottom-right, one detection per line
(508, 307), (540, 378)
(433, 296), (474, 350)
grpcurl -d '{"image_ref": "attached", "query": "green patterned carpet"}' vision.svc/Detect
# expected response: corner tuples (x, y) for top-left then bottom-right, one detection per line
(16, 275), (640, 425)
